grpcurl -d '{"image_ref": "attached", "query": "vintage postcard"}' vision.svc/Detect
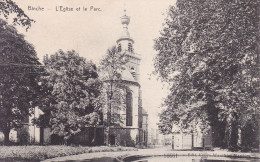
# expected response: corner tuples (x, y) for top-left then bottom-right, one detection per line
(0, 0), (259, 161)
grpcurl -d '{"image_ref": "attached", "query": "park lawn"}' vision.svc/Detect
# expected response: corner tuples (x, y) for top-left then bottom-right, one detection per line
(0, 145), (137, 161)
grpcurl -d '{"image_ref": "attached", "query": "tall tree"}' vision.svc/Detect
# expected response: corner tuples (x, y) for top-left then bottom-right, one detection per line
(0, 0), (34, 30)
(0, 18), (40, 145)
(99, 46), (128, 145)
(36, 50), (102, 144)
(154, 0), (259, 149)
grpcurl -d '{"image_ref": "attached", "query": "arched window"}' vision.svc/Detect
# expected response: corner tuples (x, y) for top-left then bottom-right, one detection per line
(126, 91), (133, 126)
(130, 67), (136, 79)
(128, 43), (133, 52)
(118, 43), (122, 52)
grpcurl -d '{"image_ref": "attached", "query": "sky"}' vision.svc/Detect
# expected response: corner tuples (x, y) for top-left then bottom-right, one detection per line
(12, 0), (176, 129)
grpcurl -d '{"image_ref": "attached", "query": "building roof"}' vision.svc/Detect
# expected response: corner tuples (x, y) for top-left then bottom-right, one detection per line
(120, 68), (136, 82)
(100, 67), (136, 83)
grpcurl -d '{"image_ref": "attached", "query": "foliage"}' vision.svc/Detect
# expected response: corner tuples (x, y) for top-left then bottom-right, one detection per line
(0, 145), (137, 161)
(157, 108), (177, 135)
(36, 50), (102, 142)
(154, 0), (260, 148)
(99, 46), (129, 146)
(0, 0), (34, 30)
(0, 18), (40, 144)
(99, 46), (129, 127)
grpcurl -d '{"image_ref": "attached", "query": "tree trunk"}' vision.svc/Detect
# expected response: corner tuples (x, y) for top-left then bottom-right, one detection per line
(104, 81), (113, 146)
(104, 126), (110, 146)
(229, 121), (239, 150)
(207, 101), (226, 148)
(211, 121), (226, 148)
(3, 128), (10, 145)
(225, 120), (239, 150)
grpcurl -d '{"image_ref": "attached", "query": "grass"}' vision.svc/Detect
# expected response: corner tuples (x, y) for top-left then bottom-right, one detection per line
(0, 145), (138, 161)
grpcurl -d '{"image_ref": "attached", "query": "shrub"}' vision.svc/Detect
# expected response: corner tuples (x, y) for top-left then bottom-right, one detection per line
(0, 145), (137, 161)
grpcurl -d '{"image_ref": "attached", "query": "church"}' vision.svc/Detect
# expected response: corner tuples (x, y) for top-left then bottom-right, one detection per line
(0, 10), (148, 147)
(101, 10), (148, 147)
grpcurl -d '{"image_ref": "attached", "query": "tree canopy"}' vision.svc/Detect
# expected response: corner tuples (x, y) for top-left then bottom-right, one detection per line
(0, 0), (34, 30)
(99, 46), (129, 126)
(36, 50), (102, 143)
(154, 0), (259, 149)
(0, 18), (40, 144)
(99, 46), (129, 145)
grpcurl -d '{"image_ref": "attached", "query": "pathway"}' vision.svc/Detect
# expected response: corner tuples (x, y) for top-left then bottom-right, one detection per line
(43, 147), (260, 161)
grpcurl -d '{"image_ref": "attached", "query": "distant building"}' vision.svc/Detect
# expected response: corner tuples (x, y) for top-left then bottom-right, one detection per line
(142, 109), (148, 146)
(147, 128), (170, 146)
(0, 107), (47, 145)
(172, 124), (212, 150)
(163, 134), (172, 145)
(147, 128), (154, 145)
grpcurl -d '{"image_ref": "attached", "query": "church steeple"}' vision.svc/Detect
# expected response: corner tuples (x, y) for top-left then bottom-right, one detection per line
(121, 9), (130, 30)
(116, 9), (141, 83)
(117, 10), (134, 53)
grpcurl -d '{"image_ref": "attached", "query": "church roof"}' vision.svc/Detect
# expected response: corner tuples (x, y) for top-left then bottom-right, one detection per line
(100, 67), (137, 83)
(120, 68), (136, 82)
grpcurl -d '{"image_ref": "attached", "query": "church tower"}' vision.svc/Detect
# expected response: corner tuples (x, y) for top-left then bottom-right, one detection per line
(105, 10), (147, 147)
(117, 10), (141, 83)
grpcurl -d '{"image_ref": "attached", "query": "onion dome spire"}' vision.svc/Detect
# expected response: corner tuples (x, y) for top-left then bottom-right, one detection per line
(117, 9), (134, 43)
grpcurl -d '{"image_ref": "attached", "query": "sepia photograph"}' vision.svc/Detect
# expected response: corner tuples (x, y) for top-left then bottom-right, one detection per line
(0, 0), (259, 161)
